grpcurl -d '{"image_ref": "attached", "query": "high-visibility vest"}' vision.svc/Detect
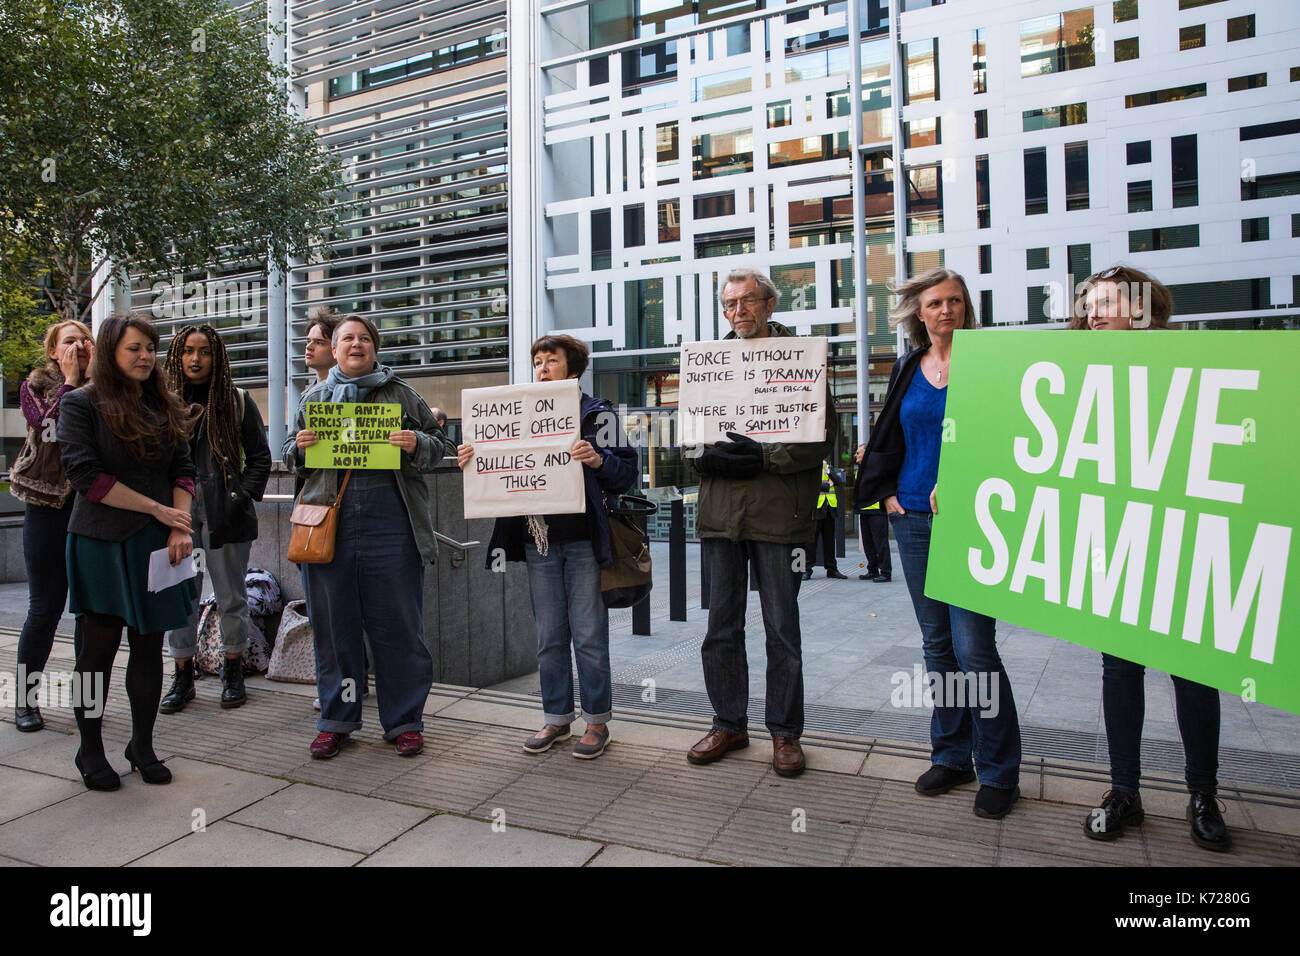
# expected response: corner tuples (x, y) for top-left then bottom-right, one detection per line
(817, 464), (837, 510)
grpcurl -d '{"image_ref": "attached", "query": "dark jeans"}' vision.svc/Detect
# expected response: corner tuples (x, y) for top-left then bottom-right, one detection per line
(807, 513), (838, 572)
(891, 511), (1022, 788)
(1101, 654), (1221, 793)
(17, 501), (73, 706)
(700, 538), (804, 738)
(858, 510), (891, 575)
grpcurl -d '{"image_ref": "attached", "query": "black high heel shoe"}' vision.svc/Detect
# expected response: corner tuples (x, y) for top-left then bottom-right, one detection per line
(124, 741), (172, 785)
(74, 749), (121, 791)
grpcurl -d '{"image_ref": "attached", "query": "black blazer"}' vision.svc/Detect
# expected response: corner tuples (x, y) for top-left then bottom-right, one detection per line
(854, 346), (927, 508)
(57, 386), (196, 542)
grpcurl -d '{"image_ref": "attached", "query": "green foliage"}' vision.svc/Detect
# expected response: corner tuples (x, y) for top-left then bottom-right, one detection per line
(0, 213), (48, 381)
(0, 0), (343, 322)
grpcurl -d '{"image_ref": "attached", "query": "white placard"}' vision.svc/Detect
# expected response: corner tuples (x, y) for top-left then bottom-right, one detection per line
(461, 379), (586, 519)
(147, 548), (196, 593)
(678, 337), (828, 445)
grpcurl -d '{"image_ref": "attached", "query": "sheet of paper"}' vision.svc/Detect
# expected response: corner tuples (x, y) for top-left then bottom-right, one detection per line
(147, 548), (197, 593)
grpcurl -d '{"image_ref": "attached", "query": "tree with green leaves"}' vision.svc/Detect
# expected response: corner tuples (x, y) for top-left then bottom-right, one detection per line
(0, 0), (342, 338)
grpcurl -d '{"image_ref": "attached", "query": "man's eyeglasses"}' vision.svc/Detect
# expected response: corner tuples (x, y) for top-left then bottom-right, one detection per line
(721, 293), (771, 315)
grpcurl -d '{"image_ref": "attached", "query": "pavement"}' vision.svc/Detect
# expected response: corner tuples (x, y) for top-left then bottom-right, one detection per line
(0, 539), (1298, 867)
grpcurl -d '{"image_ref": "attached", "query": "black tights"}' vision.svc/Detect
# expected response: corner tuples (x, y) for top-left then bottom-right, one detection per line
(73, 611), (163, 770)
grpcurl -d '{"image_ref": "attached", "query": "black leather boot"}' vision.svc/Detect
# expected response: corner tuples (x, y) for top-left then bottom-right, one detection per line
(221, 657), (247, 709)
(159, 660), (195, 714)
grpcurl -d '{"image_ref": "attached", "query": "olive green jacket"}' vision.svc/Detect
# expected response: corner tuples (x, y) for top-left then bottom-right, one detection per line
(690, 321), (839, 544)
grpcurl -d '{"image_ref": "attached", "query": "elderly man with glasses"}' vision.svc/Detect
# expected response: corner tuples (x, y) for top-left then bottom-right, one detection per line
(685, 267), (839, 777)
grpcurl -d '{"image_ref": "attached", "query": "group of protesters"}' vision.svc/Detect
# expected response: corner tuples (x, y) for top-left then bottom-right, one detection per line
(10, 261), (1230, 853)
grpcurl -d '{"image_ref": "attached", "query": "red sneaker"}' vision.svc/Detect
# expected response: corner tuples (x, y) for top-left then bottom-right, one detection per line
(394, 731), (424, 757)
(309, 731), (345, 759)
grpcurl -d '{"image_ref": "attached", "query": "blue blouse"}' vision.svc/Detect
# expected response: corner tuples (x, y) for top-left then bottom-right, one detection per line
(896, 371), (946, 513)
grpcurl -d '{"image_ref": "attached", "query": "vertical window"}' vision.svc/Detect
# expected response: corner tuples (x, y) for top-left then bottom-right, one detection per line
(1179, 25), (1206, 50)
(975, 155), (990, 228)
(1294, 213), (1300, 237)
(1128, 180), (1153, 213)
(1127, 141), (1151, 164)
(1114, 37), (1139, 61)
(980, 289), (993, 326)
(906, 163), (943, 235)
(1065, 141), (1089, 211)
(1241, 217), (1269, 242)
(903, 38), (939, 105)
(979, 245), (992, 274)
(1171, 134), (1198, 207)
(1068, 243), (1092, 283)
(973, 28), (987, 94)
(1024, 147), (1048, 215)
(1227, 15), (1255, 41)
(974, 109), (989, 138)
(1027, 247), (1050, 269)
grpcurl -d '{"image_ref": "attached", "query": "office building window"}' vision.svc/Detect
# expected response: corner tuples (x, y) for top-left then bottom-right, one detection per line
(975, 155), (990, 228)
(1240, 119), (1300, 141)
(1022, 102), (1087, 131)
(1241, 218), (1269, 242)
(973, 28), (987, 94)
(975, 109), (989, 138)
(1115, 37), (1139, 62)
(904, 38), (939, 105)
(1179, 25), (1206, 50)
(1125, 84), (1206, 108)
(1114, 0), (1138, 22)
(906, 163), (943, 235)
(1227, 15), (1255, 41)
(1293, 67), (1300, 82)
(1027, 285), (1052, 324)
(1020, 8), (1095, 78)
(980, 289), (993, 326)
(1024, 147), (1048, 216)
(979, 245), (992, 274)
(1065, 142), (1089, 211)
(1068, 243), (1092, 282)
(1179, 0), (1226, 8)
(1128, 180), (1153, 213)
(907, 116), (941, 148)
(1294, 213), (1300, 237)
(1228, 73), (1268, 92)
(1129, 225), (1200, 252)
(1127, 141), (1151, 164)
(1172, 134), (1197, 207)
(1027, 247), (1050, 269)
(1241, 171), (1300, 200)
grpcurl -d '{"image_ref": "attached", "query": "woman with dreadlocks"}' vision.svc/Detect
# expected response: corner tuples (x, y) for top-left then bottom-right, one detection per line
(159, 324), (271, 713)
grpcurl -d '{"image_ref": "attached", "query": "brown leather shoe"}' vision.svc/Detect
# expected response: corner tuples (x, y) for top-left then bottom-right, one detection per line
(687, 729), (749, 765)
(772, 736), (806, 777)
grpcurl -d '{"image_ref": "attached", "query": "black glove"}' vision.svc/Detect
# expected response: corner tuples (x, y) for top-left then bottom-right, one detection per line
(694, 434), (763, 479)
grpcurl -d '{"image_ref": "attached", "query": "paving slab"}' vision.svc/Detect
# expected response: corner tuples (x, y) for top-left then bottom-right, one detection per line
(229, 783), (433, 853)
(849, 826), (998, 866)
(0, 767), (84, 825)
(587, 844), (722, 867)
(128, 820), (363, 867)
(0, 758), (288, 866)
(706, 807), (858, 866)
(359, 813), (601, 867)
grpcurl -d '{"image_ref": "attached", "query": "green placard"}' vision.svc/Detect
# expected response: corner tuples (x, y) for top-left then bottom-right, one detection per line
(927, 330), (1299, 716)
(304, 402), (401, 469)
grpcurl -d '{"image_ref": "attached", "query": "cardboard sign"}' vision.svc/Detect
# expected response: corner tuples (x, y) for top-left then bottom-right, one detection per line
(926, 330), (1299, 716)
(678, 337), (827, 445)
(303, 402), (401, 469)
(461, 379), (585, 519)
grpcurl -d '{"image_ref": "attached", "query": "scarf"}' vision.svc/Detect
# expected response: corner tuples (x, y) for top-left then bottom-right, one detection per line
(324, 362), (393, 403)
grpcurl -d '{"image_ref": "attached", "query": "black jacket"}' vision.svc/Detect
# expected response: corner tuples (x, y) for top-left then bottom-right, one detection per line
(187, 385), (272, 549)
(57, 386), (196, 542)
(854, 346), (927, 508)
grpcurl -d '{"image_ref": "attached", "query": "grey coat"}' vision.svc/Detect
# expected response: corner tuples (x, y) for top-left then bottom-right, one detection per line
(282, 375), (455, 565)
(57, 386), (196, 541)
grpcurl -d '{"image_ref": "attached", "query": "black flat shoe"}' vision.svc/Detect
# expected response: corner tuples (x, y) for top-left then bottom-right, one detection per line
(1083, 789), (1144, 841)
(74, 750), (120, 791)
(124, 741), (172, 785)
(1188, 791), (1231, 851)
(15, 704), (44, 732)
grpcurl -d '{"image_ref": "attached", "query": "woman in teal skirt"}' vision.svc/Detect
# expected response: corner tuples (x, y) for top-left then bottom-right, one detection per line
(56, 314), (199, 790)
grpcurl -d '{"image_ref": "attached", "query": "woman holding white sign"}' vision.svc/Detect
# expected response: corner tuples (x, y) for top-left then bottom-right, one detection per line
(1070, 265), (1229, 852)
(458, 334), (637, 759)
(856, 268), (1023, 819)
(287, 314), (455, 760)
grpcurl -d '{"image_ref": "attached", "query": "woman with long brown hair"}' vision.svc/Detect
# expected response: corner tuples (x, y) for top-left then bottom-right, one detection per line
(11, 319), (93, 731)
(57, 313), (198, 790)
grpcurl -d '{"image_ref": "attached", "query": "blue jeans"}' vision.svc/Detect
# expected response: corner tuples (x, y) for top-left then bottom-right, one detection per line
(305, 471), (431, 740)
(17, 501), (73, 705)
(700, 538), (804, 738)
(525, 539), (612, 724)
(1101, 654), (1220, 793)
(891, 512), (1021, 788)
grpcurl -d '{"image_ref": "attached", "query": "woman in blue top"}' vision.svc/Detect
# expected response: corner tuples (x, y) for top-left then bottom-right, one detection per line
(857, 267), (1022, 819)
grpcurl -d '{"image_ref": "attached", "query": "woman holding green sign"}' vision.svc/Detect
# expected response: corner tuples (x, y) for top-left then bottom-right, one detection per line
(1070, 265), (1230, 852)
(857, 267), (1023, 819)
(286, 314), (455, 760)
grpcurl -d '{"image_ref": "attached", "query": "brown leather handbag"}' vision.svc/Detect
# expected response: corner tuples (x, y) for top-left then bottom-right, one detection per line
(287, 471), (351, 564)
